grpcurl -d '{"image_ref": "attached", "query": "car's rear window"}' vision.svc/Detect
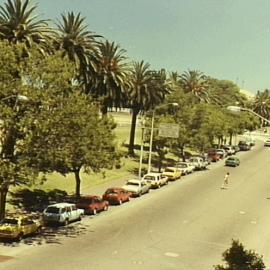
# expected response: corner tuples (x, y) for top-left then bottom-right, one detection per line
(105, 189), (118, 194)
(1, 218), (18, 225)
(164, 168), (174, 173)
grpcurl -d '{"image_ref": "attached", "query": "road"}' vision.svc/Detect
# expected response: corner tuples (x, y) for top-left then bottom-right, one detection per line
(0, 141), (270, 270)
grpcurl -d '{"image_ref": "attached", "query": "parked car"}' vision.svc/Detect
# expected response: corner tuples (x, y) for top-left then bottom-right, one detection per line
(102, 188), (131, 205)
(43, 203), (84, 226)
(223, 146), (235, 155)
(238, 140), (251, 151)
(177, 162), (194, 175)
(189, 157), (207, 170)
(216, 149), (227, 159)
(0, 215), (43, 241)
(122, 179), (150, 197)
(225, 156), (240, 167)
(264, 138), (270, 147)
(162, 167), (182, 181)
(142, 172), (168, 187)
(76, 195), (109, 215)
(207, 150), (221, 162)
(232, 145), (240, 153)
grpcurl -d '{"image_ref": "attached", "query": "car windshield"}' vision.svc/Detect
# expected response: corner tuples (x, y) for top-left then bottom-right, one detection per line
(143, 176), (155, 180)
(45, 206), (60, 214)
(0, 218), (18, 225)
(79, 198), (94, 204)
(178, 164), (187, 168)
(164, 168), (174, 173)
(227, 158), (235, 161)
(127, 182), (139, 186)
(105, 189), (118, 194)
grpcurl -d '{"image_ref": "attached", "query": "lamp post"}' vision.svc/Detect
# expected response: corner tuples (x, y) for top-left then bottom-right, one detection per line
(227, 105), (270, 124)
(147, 102), (179, 174)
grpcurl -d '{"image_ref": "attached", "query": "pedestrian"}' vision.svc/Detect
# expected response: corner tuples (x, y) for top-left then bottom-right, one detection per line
(221, 172), (230, 189)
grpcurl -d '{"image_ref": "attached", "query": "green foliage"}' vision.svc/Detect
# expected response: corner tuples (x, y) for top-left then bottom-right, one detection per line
(214, 240), (265, 270)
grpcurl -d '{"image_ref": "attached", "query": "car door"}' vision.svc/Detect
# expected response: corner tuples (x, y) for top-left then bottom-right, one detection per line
(21, 218), (36, 235)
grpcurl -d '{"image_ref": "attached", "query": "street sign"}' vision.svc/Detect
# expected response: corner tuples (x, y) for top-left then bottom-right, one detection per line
(158, 123), (179, 138)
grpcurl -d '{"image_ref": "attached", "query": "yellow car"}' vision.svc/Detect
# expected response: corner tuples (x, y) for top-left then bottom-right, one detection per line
(0, 215), (43, 241)
(162, 167), (182, 181)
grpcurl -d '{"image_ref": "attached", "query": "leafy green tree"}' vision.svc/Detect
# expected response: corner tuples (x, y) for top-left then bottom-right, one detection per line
(25, 93), (119, 198)
(0, 0), (53, 54)
(54, 12), (101, 87)
(214, 240), (265, 270)
(92, 40), (130, 114)
(0, 43), (76, 219)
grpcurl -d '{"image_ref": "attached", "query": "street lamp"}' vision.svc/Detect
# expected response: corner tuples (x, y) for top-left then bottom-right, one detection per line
(146, 102), (179, 174)
(227, 105), (270, 124)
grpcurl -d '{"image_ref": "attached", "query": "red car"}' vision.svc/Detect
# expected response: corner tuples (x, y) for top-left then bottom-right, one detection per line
(207, 150), (221, 162)
(76, 195), (109, 215)
(102, 188), (131, 205)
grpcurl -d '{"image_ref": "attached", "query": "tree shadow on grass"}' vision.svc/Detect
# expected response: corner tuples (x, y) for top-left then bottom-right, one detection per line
(9, 188), (69, 212)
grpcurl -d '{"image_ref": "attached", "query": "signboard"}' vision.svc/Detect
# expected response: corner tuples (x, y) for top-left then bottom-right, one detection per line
(158, 123), (179, 138)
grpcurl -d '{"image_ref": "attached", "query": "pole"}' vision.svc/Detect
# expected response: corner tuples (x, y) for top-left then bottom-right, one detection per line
(147, 111), (155, 173)
(138, 127), (144, 179)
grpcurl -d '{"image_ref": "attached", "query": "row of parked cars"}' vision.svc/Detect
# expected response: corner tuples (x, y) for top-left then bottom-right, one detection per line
(0, 139), (254, 241)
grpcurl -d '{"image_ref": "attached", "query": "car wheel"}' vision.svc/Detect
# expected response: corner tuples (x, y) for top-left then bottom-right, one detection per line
(36, 226), (42, 234)
(17, 233), (23, 241)
(63, 219), (69, 226)
(78, 214), (83, 221)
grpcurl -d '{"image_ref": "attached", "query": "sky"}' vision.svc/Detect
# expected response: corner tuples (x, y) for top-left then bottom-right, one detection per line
(2, 0), (270, 94)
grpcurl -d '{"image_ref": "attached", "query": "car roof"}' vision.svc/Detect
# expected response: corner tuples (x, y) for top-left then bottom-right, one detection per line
(127, 179), (141, 183)
(144, 173), (161, 176)
(47, 203), (75, 208)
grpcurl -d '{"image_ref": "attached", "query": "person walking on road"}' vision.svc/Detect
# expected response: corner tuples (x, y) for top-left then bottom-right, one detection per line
(221, 172), (230, 189)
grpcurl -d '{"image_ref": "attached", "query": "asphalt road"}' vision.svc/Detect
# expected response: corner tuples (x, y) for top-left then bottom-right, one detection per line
(0, 141), (270, 270)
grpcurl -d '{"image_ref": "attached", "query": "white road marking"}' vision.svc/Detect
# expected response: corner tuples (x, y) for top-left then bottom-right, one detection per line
(165, 252), (179, 258)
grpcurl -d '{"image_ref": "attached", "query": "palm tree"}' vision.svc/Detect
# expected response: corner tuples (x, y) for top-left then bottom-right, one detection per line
(92, 40), (130, 114)
(180, 70), (209, 103)
(0, 0), (52, 54)
(127, 61), (169, 155)
(253, 89), (270, 123)
(54, 12), (101, 87)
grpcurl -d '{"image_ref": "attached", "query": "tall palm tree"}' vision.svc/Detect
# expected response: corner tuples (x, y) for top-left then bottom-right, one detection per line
(0, 0), (52, 54)
(127, 61), (169, 155)
(93, 40), (130, 114)
(253, 89), (270, 122)
(54, 12), (101, 87)
(180, 70), (209, 103)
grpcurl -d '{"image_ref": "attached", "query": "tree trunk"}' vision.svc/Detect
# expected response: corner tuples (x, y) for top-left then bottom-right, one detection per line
(128, 109), (139, 155)
(0, 186), (8, 221)
(229, 133), (233, 145)
(74, 169), (81, 199)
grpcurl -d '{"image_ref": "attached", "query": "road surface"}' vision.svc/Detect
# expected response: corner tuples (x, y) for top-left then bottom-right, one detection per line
(0, 141), (270, 270)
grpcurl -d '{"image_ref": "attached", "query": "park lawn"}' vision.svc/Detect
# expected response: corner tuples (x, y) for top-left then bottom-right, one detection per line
(34, 156), (139, 194)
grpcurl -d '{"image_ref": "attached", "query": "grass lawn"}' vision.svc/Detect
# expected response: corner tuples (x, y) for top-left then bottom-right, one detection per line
(26, 111), (142, 194)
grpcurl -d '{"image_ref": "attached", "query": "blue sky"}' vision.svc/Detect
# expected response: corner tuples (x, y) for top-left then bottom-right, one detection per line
(2, 0), (270, 93)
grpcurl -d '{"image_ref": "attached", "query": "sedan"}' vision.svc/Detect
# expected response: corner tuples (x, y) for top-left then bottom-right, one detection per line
(176, 162), (194, 175)
(122, 179), (150, 197)
(102, 188), (131, 205)
(225, 156), (240, 167)
(76, 195), (109, 215)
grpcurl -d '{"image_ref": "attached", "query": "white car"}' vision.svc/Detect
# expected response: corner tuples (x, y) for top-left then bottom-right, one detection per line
(223, 146), (235, 155)
(189, 157), (207, 170)
(264, 138), (270, 147)
(142, 173), (168, 188)
(122, 179), (150, 197)
(216, 149), (227, 158)
(177, 162), (194, 175)
(43, 203), (84, 226)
